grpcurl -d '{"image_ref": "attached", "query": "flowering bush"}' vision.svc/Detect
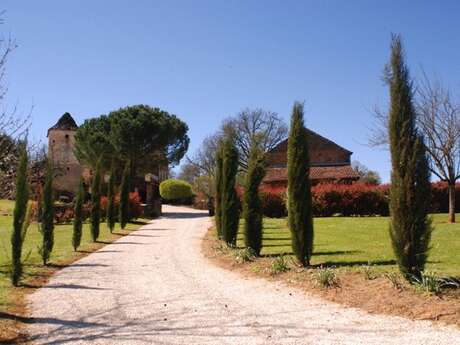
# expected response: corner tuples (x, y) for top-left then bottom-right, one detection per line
(100, 192), (142, 220)
(258, 183), (389, 218)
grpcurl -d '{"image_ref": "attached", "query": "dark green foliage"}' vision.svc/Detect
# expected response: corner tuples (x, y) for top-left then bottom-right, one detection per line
(221, 139), (240, 246)
(11, 145), (29, 286)
(90, 162), (102, 242)
(74, 115), (114, 170)
(74, 105), (190, 175)
(214, 144), (224, 239)
(387, 35), (432, 279)
(119, 161), (130, 229)
(243, 148), (266, 256)
(159, 179), (193, 200)
(41, 159), (54, 265)
(72, 177), (84, 251)
(287, 102), (314, 267)
(109, 105), (190, 173)
(107, 165), (116, 233)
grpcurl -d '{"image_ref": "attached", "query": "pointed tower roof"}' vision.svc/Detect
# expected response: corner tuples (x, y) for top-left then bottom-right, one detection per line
(47, 112), (78, 136)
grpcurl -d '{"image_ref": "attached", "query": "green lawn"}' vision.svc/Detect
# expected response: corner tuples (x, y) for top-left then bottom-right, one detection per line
(237, 214), (460, 277)
(0, 201), (146, 309)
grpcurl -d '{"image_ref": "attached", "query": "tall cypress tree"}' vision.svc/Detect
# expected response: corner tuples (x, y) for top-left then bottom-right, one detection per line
(221, 139), (240, 246)
(287, 102), (314, 267)
(387, 35), (432, 279)
(41, 159), (54, 265)
(119, 160), (130, 230)
(72, 177), (84, 251)
(107, 164), (116, 233)
(11, 145), (29, 286)
(243, 147), (266, 256)
(90, 161), (102, 242)
(214, 143), (224, 239)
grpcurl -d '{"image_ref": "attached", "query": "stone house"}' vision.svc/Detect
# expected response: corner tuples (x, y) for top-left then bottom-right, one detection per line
(263, 128), (360, 188)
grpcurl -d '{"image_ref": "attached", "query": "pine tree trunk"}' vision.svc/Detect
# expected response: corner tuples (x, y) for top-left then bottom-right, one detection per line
(448, 182), (456, 223)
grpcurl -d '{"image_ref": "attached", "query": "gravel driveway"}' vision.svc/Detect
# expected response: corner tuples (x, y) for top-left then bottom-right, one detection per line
(27, 205), (460, 345)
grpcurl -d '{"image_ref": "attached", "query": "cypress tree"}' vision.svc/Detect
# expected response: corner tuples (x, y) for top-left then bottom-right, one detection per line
(41, 159), (54, 265)
(387, 34), (432, 279)
(214, 144), (224, 239)
(119, 160), (130, 230)
(72, 177), (84, 251)
(287, 102), (314, 267)
(107, 164), (116, 233)
(11, 145), (29, 286)
(90, 161), (102, 242)
(243, 147), (266, 256)
(221, 139), (240, 246)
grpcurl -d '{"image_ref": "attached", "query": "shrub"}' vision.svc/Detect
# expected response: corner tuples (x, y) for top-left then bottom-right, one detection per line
(233, 247), (256, 264)
(313, 267), (340, 288)
(160, 179), (193, 202)
(270, 255), (290, 275)
(100, 192), (142, 220)
(261, 191), (287, 217)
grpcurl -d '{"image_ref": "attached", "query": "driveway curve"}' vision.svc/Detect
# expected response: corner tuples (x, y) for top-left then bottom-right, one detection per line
(27, 205), (460, 345)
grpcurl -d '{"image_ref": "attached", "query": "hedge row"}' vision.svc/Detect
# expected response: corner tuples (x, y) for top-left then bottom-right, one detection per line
(258, 182), (460, 218)
(37, 192), (143, 224)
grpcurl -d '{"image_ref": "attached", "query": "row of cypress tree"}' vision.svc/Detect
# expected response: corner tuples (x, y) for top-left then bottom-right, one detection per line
(72, 160), (131, 251)
(214, 35), (433, 280)
(214, 101), (315, 266)
(11, 154), (132, 286)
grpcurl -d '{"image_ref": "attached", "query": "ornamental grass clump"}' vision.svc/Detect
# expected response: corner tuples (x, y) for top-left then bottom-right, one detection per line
(233, 247), (256, 264)
(313, 266), (340, 288)
(269, 255), (290, 275)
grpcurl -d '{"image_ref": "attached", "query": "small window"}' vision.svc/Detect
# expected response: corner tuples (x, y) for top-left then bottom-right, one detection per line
(65, 134), (69, 139)
(67, 167), (70, 171)
(52, 140), (56, 144)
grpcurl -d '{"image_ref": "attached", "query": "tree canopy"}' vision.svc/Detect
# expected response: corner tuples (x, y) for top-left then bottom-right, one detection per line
(74, 105), (190, 175)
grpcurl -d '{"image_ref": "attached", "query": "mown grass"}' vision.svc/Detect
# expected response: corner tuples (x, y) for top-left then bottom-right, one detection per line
(237, 213), (460, 277)
(0, 199), (147, 309)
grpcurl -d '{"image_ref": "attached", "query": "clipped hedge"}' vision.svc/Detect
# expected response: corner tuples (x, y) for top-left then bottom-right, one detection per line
(256, 182), (460, 218)
(160, 179), (193, 200)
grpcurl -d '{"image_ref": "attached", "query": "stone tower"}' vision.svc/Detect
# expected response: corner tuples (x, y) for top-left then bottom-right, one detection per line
(47, 112), (82, 196)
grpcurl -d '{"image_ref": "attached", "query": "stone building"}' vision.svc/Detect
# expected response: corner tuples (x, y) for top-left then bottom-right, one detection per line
(47, 113), (166, 210)
(263, 128), (359, 188)
(48, 113), (83, 197)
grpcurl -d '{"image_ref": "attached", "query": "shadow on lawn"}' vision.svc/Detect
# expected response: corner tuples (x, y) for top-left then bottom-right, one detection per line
(311, 259), (397, 268)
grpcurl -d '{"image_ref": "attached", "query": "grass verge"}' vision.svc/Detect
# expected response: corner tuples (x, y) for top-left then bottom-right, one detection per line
(202, 213), (460, 329)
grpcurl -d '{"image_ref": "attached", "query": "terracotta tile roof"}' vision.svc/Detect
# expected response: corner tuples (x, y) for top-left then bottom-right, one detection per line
(264, 165), (360, 182)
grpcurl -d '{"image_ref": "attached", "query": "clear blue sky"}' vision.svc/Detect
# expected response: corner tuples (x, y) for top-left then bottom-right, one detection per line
(2, 1), (460, 182)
